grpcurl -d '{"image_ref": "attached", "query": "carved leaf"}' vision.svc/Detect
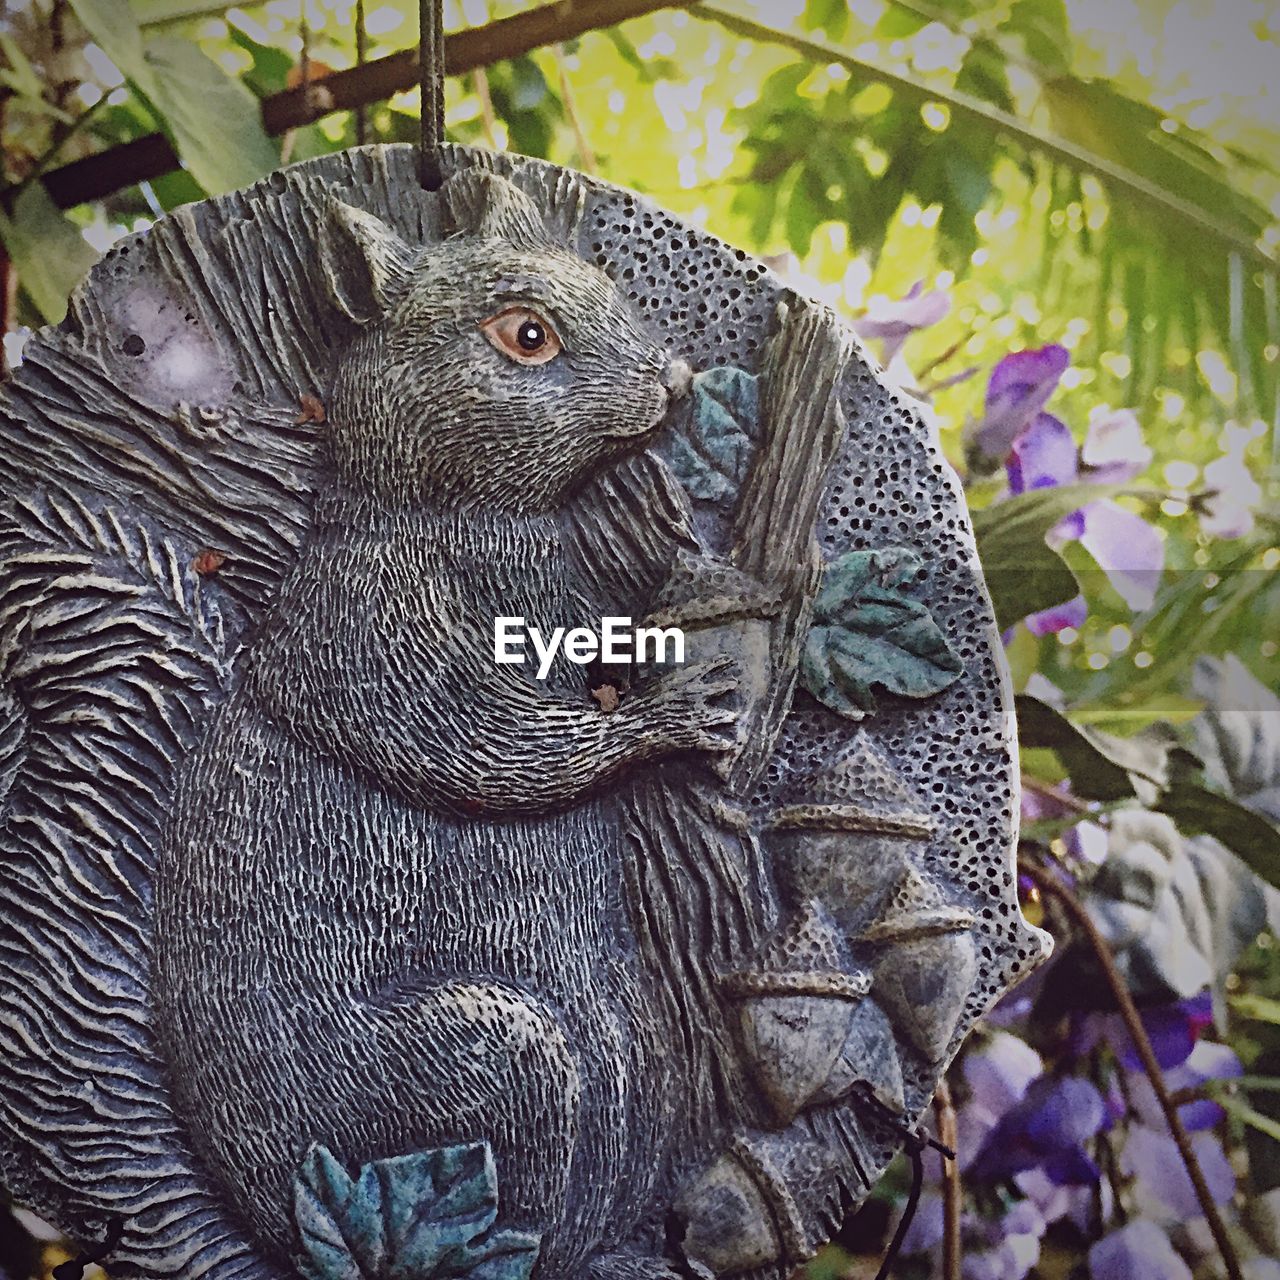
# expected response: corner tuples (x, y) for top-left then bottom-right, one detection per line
(664, 367), (761, 506)
(295, 1143), (540, 1280)
(800, 547), (963, 720)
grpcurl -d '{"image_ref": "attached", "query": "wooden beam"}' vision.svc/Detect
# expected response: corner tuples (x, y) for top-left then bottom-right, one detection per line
(40, 0), (694, 211)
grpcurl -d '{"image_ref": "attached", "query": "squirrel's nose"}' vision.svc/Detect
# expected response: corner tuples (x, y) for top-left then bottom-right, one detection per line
(661, 356), (693, 401)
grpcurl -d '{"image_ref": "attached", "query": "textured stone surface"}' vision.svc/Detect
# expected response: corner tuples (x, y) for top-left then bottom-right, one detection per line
(0, 144), (1048, 1280)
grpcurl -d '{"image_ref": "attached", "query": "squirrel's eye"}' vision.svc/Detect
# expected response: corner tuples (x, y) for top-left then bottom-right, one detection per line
(480, 307), (562, 366)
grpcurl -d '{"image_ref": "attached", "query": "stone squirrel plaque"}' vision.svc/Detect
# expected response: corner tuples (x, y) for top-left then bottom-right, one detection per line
(0, 145), (1048, 1280)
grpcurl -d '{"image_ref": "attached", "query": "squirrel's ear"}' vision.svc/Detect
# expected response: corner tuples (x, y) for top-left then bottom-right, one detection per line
(318, 198), (415, 324)
(443, 171), (551, 247)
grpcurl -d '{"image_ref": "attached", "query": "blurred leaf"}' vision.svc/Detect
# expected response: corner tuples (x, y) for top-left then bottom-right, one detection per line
(786, 163), (831, 257)
(67, 0), (145, 74)
(938, 129), (993, 266)
(227, 23), (294, 98)
(1070, 693), (1205, 729)
(1231, 994), (1280, 1026)
(1159, 778), (1280, 892)
(140, 38), (278, 192)
(487, 56), (559, 157)
(0, 184), (98, 323)
(0, 34), (55, 105)
(67, 0), (277, 194)
(1016, 693), (1162, 801)
(806, 0), (851, 41)
(1000, 0), (1072, 75)
(1221, 1095), (1280, 1146)
(875, 7), (929, 37)
(972, 483), (1123, 630)
(603, 29), (677, 83)
(1018, 694), (1280, 885)
(134, 0), (228, 24)
(955, 44), (1015, 114)
(145, 165), (206, 211)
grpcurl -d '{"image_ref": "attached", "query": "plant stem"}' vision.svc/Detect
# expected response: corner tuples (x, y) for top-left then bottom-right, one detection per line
(1020, 857), (1244, 1280)
(1021, 776), (1096, 816)
(554, 44), (597, 173)
(39, 0), (699, 210)
(933, 1078), (961, 1280)
(0, 96), (106, 206)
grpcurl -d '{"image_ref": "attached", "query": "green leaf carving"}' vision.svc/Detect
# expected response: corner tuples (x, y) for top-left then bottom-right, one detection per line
(295, 1142), (540, 1280)
(665, 366), (761, 507)
(800, 547), (964, 720)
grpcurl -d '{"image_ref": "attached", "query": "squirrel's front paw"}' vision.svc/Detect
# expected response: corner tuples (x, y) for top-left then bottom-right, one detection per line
(628, 655), (743, 759)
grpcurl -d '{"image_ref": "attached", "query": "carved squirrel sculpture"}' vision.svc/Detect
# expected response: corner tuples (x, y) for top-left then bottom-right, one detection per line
(0, 148), (1040, 1280)
(154, 172), (739, 1278)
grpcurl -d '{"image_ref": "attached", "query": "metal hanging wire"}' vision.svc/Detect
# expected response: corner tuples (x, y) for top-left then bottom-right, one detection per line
(418, 0), (445, 190)
(51, 1216), (123, 1280)
(848, 1082), (957, 1280)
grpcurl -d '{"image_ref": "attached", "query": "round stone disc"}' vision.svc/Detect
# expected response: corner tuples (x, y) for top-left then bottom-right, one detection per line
(0, 144), (1048, 1279)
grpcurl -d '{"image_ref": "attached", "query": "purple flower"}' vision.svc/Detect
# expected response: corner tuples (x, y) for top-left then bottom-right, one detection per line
(902, 1195), (1045, 1280)
(1128, 1039), (1243, 1132)
(1200, 446), (1263, 539)
(975, 345), (1071, 460)
(962, 1235), (1041, 1280)
(1081, 408), (1153, 483)
(1025, 594), (1087, 636)
(1072, 990), (1215, 1072)
(1065, 819), (1109, 866)
(964, 1032), (1044, 1114)
(1015, 1166), (1112, 1230)
(1007, 413), (1078, 493)
(1089, 1220), (1193, 1280)
(854, 281), (950, 363)
(961, 1202), (1046, 1280)
(1122, 1123), (1235, 1219)
(969, 1074), (1106, 1186)
(1077, 499), (1164, 611)
(985, 364), (1163, 630)
(899, 1190), (945, 1255)
(957, 1032), (1044, 1171)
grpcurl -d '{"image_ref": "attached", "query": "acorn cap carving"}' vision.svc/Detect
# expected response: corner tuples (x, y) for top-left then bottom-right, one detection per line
(676, 1131), (842, 1273)
(858, 865), (979, 1063)
(719, 902), (876, 1125)
(856, 865), (975, 943)
(768, 732), (934, 837)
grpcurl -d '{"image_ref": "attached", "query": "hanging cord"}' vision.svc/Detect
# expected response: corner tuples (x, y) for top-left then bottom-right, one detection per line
(51, 1216), (123, 1280)
(850, 1083), (956, 1280)
(418, 0), (445, 190)
(354, 0), (368, 146)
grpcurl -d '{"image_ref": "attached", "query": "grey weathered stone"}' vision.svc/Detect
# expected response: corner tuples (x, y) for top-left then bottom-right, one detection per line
(0, 144), (1048, 1279)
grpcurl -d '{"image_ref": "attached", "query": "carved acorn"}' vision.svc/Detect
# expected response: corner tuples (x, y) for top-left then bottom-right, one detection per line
(719, 900), (903, 1125)
(676, 1130), (845, 1275)
(858, 865), (978, 1063)
(765, 732), (936, 936)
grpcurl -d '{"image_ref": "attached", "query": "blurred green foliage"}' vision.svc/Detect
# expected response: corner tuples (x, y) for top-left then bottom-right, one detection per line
(1, 2), (1279, 1276)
